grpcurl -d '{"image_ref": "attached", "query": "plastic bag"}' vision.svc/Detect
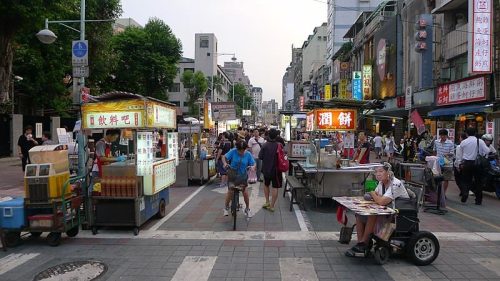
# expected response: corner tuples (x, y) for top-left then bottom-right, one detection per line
(247, 169), (257, 184)
(375, 216), (395, 241)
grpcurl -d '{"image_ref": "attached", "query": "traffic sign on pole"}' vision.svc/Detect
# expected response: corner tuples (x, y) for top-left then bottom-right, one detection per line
(72, 40), (88, 65)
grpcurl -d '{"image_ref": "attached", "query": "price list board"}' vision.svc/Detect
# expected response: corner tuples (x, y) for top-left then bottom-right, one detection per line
(136, 132), (154, 176)
(153, 159), (176, 192)
(167, 132), (179, 165)
(289, 141), (310, 158)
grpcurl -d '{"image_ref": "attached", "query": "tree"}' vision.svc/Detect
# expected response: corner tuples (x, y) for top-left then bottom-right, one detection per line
(109, 18), (182, 100)
(208, 75), (224, 100)
(232, 83), (253, 117)
(181, 70), (208, 116)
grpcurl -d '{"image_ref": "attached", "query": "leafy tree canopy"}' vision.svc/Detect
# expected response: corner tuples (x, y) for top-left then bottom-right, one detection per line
(181, 70), (208, 116)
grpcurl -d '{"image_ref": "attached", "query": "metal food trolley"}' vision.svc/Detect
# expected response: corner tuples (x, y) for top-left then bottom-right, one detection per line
(81, 91), (178, 235)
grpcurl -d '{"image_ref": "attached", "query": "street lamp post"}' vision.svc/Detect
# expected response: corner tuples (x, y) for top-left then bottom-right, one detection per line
(36, 0), (113, 183)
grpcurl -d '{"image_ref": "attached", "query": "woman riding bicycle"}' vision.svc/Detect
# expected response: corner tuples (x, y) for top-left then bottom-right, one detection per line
(222, 140), (256, 218)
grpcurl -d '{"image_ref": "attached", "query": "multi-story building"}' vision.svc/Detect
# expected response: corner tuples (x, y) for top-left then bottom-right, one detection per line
(167, 57), (195, 114)
(222, 60), (252, 94)
(194, 33), (233, 103)
(326, 0), (385, 82)
(262, 99), (279, 125)
(301, 23), (328, 84)
(251, 87), (263, 114)
(282, 66), (294, 110)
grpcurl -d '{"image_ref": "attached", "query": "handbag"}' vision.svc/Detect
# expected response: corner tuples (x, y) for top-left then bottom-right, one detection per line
(227, 156), (248, 185)
(475, 138), (489, 169)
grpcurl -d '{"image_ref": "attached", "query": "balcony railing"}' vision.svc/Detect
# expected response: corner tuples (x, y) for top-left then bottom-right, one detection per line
(443, 24), (468, 60)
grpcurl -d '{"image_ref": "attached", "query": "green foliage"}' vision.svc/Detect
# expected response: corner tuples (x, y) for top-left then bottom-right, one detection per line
(232, 83), (253, 117)
(181, 70), (208, 116)
(108, 18), (182, 100)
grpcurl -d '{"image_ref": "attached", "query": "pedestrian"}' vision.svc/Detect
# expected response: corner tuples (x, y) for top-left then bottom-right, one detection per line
(247, 129), (265, 181)
(353, 132), (370, 164)
(373, 133), (383, 159)
(276, 130), (286, 147)
(215, 132), (232, 188)
(454, 132), (467, 197)
(92, 129), (126, 178)
(433, 129), (455, 197)
(459, 127), (489, 205)
(41, 131), (56, 145)
(17, 126), (38, 171)
(222, 140), (256, 218)
(259, 128), (282, 212)
(384, 133), (395, 162)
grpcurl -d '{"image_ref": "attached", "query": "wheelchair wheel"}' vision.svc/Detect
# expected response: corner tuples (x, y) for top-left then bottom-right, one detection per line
(374, 246), (390, 265)
(406, 231), (440, 266)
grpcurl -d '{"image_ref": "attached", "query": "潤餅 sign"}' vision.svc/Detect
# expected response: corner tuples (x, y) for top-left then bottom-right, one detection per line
(308, 109), (357, 131)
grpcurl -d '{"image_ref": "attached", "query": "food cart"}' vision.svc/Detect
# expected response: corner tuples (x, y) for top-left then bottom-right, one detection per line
(81, 91), (177, 235)
(297, 108), (380, 201)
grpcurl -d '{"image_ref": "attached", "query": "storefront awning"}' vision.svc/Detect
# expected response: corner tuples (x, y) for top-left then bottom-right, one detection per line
(428, 103), (493, 117)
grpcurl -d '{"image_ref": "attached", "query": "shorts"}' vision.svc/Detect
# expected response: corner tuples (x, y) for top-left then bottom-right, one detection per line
(264, 172), (283, 188)
(216, 160), (227, 175)
(374, 147), (382, 155)
(442, 166), (453, 181)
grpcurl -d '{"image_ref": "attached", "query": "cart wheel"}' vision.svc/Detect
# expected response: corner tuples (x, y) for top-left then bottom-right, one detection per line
(47, 232), (61, 247)
(374, 246), (390, 265)
(66, 227), (79, 238)
(92, 227), (98, 235)
(406, 231), (440, 266)
(133, 227), (139, 236)
(30, 232), (43, 238)
(157, 199), (166, 218)
(5, 232), (21, 247)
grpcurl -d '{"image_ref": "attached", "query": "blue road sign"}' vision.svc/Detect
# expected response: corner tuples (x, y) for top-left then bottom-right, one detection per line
(72, 41), (88, 58)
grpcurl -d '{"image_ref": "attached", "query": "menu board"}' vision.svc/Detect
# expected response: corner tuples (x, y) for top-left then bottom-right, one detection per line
(167, 132), (179, 165)
(288, 141), (310, 158)
(136, 132), (154, 175)
(153, 159), (176, 192)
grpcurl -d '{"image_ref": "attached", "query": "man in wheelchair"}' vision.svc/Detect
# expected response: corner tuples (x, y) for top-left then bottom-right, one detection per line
(349, 162), (409, 254)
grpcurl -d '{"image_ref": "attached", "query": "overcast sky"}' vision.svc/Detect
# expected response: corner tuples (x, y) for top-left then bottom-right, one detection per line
(121, 0), (327, 107)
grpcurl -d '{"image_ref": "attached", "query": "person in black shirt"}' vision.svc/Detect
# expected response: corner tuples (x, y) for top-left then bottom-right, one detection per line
(259, 129), (282, 212)
(216, 132), (232, 187)
(18, 125), (38, 171)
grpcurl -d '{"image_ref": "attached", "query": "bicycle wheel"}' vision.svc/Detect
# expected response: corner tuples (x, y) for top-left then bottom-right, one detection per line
(232, 189), (239, 231)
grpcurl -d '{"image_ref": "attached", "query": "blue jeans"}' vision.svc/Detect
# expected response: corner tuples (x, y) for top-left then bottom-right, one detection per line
(255, 158), (262, 180)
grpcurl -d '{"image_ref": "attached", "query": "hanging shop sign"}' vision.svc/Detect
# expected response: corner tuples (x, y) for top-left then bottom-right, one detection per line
(85, 111), (142, 129)
(299, 96), (305, 111)
(308, 109), (357, 131)
(468, 0), (493, 74)
(436, 75), (487, 106)
(211, 102), (236, 121)
(339, 79), (348, 99)
(486, 121), (494, 135)
(324, 84), (332, 101)
(362, 65), (372, 100)
(377, 39), (387, 82)
(150, 104), (176, 128)
(306, 112), (315, 131)
(352, 71), (362, 101)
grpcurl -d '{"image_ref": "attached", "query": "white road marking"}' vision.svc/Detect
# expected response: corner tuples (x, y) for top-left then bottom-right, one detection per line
(383, 263), (431, 281)
(279, 257), (319, 281)
(286, 191), (309, 231)
(149, 179), (212, 231)
(171, 256), (217, 281)
(473, 258), (500, 276)
(75, 230), (500, 242)
(0, 253), (40, 275)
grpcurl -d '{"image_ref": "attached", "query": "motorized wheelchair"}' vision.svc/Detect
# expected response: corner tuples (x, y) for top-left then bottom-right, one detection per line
(344, 183), (440, 266)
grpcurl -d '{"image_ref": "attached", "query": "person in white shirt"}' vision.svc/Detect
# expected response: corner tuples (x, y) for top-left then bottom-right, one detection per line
(433, 129), (455, 196)
(459, 127), (489, 205)
(454, 133), (467, 197)
(247, 129), (265, 181)
(373, 134), (383, 159)
(349, 162), (409, 254)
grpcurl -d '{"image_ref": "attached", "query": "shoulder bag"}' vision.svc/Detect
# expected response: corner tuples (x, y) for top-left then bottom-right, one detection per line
(227, 155), (248, 186)
(475, 138), (489, 169)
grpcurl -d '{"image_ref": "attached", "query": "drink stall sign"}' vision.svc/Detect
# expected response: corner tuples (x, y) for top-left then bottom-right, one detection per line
(315, 109), (357, 131)
(85, 111), (143, 129)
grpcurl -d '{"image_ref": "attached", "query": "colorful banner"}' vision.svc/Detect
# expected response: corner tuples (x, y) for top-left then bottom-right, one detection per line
(352, 71), (362, 101)
(339, 79), (348, 99)
(411, 110), (426, 135)
(324, 84), (332, 101)
(362, 65), (372, 100)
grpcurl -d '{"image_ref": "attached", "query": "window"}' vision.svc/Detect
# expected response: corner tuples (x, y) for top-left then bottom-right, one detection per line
(200, 37), (209, 48)
(183, 68), (194, 73)
(317, 36), (322, 41)
(170, 101), (181, 107)
(169, 83), (181, 93)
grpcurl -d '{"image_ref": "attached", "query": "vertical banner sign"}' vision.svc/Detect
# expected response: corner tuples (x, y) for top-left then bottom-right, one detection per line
(486, 122), (494, 135)
(35, 123), (43, 138)
(306, 112), (315, 131)
(405, 86), (412, 110)
(299, 96), (305, 111)
(352, 71), (362, 101)
(339, 79), (348, 99)
(468, 0), (492, 74)
(324, 84), (332, 101)
(362, 65), (372, 100)
(312, 83), (319, 100)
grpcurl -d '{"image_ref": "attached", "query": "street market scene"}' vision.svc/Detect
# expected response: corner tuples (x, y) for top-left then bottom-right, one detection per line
(1, 0), (500, 280)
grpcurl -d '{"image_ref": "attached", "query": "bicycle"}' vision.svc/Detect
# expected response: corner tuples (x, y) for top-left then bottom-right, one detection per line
(230, 184), (244, 231)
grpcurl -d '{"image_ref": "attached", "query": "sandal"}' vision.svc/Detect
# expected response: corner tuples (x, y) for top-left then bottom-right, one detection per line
(262, 202), (270, 209)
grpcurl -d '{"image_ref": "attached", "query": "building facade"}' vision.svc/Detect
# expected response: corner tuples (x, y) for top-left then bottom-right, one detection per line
(168, 57), (195, 114)
(262, 99), (279, 125)
(251, 87), (263, 114)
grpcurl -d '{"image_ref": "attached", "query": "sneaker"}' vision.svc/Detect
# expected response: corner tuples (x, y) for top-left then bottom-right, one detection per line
(223, 207), (229, 216)
(268, 207), (275, 212)
(245, 208), (253, 218)
(262, 202), (270, 209)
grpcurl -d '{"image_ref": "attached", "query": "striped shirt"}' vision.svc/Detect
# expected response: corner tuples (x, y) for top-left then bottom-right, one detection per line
(433, 139), (455, 158)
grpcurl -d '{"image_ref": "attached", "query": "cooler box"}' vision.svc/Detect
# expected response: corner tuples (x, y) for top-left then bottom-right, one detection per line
(0, 198), (26, 229)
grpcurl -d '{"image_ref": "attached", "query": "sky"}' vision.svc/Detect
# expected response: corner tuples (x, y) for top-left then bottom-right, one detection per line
(121, 0), (327, 107)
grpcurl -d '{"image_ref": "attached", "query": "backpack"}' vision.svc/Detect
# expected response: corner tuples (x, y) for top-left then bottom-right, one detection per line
(276, 143), (289, 173)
